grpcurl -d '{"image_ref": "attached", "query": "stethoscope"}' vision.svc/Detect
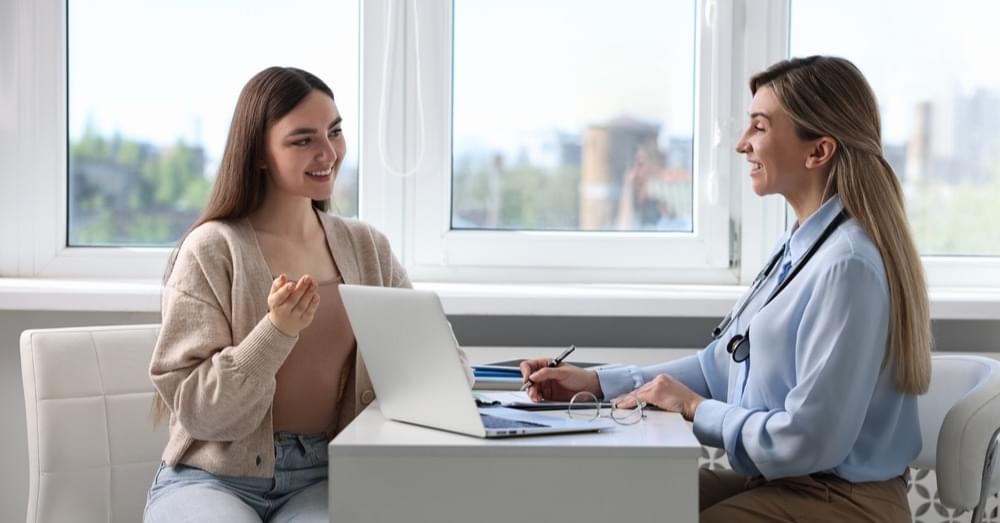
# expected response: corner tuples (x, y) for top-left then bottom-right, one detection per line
(711, 211), (848, 363)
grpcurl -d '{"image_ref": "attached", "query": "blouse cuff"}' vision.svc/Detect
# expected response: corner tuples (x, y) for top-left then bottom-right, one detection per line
(692, 398), (730, 448)
(596, 365), (645, 399)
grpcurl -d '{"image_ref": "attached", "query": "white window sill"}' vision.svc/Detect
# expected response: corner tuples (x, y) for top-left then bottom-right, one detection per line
(1, 277), (999, 320)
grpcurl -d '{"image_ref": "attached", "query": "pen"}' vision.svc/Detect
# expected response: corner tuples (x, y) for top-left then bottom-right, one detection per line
(521, 345), (576, 391)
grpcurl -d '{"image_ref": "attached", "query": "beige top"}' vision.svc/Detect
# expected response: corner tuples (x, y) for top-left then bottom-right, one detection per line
(149, 210), (476, 478)
(271, 281), (356, 435)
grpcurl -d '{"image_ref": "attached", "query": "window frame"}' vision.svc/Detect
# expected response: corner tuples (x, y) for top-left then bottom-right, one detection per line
(1, 0), (997, 289)
(365, 0), (754, 284)
(2, 0), (174, 279)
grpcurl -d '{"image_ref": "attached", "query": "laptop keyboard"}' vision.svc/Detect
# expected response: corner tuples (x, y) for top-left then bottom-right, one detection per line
(480, 413), (549, 429)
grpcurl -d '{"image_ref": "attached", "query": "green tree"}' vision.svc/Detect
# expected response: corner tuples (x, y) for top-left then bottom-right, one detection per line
(907, 160), (1000, 256)
(69, 130), (212, 246)
(453, 162), (580, 230)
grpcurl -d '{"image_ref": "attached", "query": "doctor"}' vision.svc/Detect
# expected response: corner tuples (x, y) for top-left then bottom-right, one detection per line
(520, 56), (930, 522)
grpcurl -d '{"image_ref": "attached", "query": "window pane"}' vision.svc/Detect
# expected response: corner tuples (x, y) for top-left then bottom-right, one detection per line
(791, 0), (1000, 256)
(68, 0), (359, 247)
(452, 0), (696, 232)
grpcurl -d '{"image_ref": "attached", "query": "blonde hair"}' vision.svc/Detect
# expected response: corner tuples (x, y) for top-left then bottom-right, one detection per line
(750, 56), (932, 394)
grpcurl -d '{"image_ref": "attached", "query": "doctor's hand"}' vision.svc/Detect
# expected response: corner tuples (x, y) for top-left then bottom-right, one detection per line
(519, 358), (602, 402)
(613, 374), (704, 422)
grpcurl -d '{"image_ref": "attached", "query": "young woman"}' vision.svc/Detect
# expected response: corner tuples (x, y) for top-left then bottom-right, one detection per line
(144, 66), (470, 522)
(520, 56), (931, 522)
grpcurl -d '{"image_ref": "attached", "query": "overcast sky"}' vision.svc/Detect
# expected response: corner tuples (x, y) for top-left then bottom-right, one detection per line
(69, 0), (1000, 168)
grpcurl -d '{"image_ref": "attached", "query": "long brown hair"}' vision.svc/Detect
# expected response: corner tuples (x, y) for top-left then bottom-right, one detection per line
(750, 56), (932, 395)
(152, 67), (336, 425)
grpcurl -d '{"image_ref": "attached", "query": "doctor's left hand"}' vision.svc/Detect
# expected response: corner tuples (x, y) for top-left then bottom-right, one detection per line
(613, 374), (705, 422)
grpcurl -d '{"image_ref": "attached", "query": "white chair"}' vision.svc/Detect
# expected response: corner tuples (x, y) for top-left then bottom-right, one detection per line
(914, 354), (1000, 522)
(20, 325), (167, 523)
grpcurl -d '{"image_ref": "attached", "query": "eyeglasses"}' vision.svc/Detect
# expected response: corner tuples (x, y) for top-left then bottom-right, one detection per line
(567, 391), (646, 425)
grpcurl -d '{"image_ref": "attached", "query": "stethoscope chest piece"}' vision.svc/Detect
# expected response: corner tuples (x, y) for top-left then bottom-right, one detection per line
(726, 333), (750, 363)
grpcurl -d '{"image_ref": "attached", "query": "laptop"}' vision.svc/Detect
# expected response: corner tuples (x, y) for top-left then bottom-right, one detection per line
(339, 285), (615, 438)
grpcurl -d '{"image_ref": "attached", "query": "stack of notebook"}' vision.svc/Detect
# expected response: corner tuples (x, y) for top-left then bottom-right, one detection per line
(472, 364), (524, 390)
(471, 359), (610, 390)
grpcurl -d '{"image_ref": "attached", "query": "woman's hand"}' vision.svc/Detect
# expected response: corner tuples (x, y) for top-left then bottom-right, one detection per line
(519, 358), (602, 402)
(267, 273), (320, 337)
(613, 374), (705, 421)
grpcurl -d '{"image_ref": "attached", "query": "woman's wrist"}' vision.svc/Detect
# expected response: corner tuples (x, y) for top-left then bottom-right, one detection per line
(683, 397), (704, 422)
(268, 311), (298, 337)
(587, 370), (604, 399)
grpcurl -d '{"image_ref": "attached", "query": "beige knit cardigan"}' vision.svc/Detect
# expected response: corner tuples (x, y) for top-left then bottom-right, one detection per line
(150, 210), (422, 477)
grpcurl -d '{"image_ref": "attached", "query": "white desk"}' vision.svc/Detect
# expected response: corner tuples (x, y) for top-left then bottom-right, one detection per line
(328, 401), (702, 522)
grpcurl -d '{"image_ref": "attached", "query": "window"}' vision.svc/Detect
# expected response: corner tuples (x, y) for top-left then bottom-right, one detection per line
(363, 0), (745, 283)
(67, 0), (360, 247)
(791, 0), (1000, 257)
(8, 0), (996, 287)
(452, 0), (696, 233)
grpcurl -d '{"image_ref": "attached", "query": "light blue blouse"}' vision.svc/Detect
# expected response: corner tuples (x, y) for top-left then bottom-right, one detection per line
(597, 196), (921, 482)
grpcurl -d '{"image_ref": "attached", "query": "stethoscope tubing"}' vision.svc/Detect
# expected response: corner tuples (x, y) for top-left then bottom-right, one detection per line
(713, 211), (848, 363)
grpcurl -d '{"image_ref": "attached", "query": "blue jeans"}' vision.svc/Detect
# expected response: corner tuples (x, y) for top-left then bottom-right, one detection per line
(144, 432), (329, 522)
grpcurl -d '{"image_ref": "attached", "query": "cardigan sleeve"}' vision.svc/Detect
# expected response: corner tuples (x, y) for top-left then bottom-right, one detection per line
(149, 234), (297, 442)
(365, 223), (410, 289)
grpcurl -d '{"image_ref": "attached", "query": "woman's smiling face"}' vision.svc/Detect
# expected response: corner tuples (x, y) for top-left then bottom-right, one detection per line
(263, 90), (346, 202)
(735, 86), (816, 199)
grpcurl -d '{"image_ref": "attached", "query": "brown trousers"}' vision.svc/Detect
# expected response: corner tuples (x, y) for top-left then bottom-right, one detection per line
(699, 468), (911, 522)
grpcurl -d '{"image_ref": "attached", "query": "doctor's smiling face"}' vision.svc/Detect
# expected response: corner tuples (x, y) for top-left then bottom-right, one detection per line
(735, 86), (821, 200)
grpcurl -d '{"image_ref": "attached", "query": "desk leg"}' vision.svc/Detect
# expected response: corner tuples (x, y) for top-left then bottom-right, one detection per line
(329, 454), (698, 523)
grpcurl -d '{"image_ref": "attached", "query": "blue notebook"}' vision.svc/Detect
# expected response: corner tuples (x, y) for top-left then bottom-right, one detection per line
(473, 359), (607, 376)
(472, 367), (523, 378)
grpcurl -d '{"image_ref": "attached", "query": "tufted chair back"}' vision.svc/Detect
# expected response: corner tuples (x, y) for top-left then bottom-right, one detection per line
(20, 325), (166, 523)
